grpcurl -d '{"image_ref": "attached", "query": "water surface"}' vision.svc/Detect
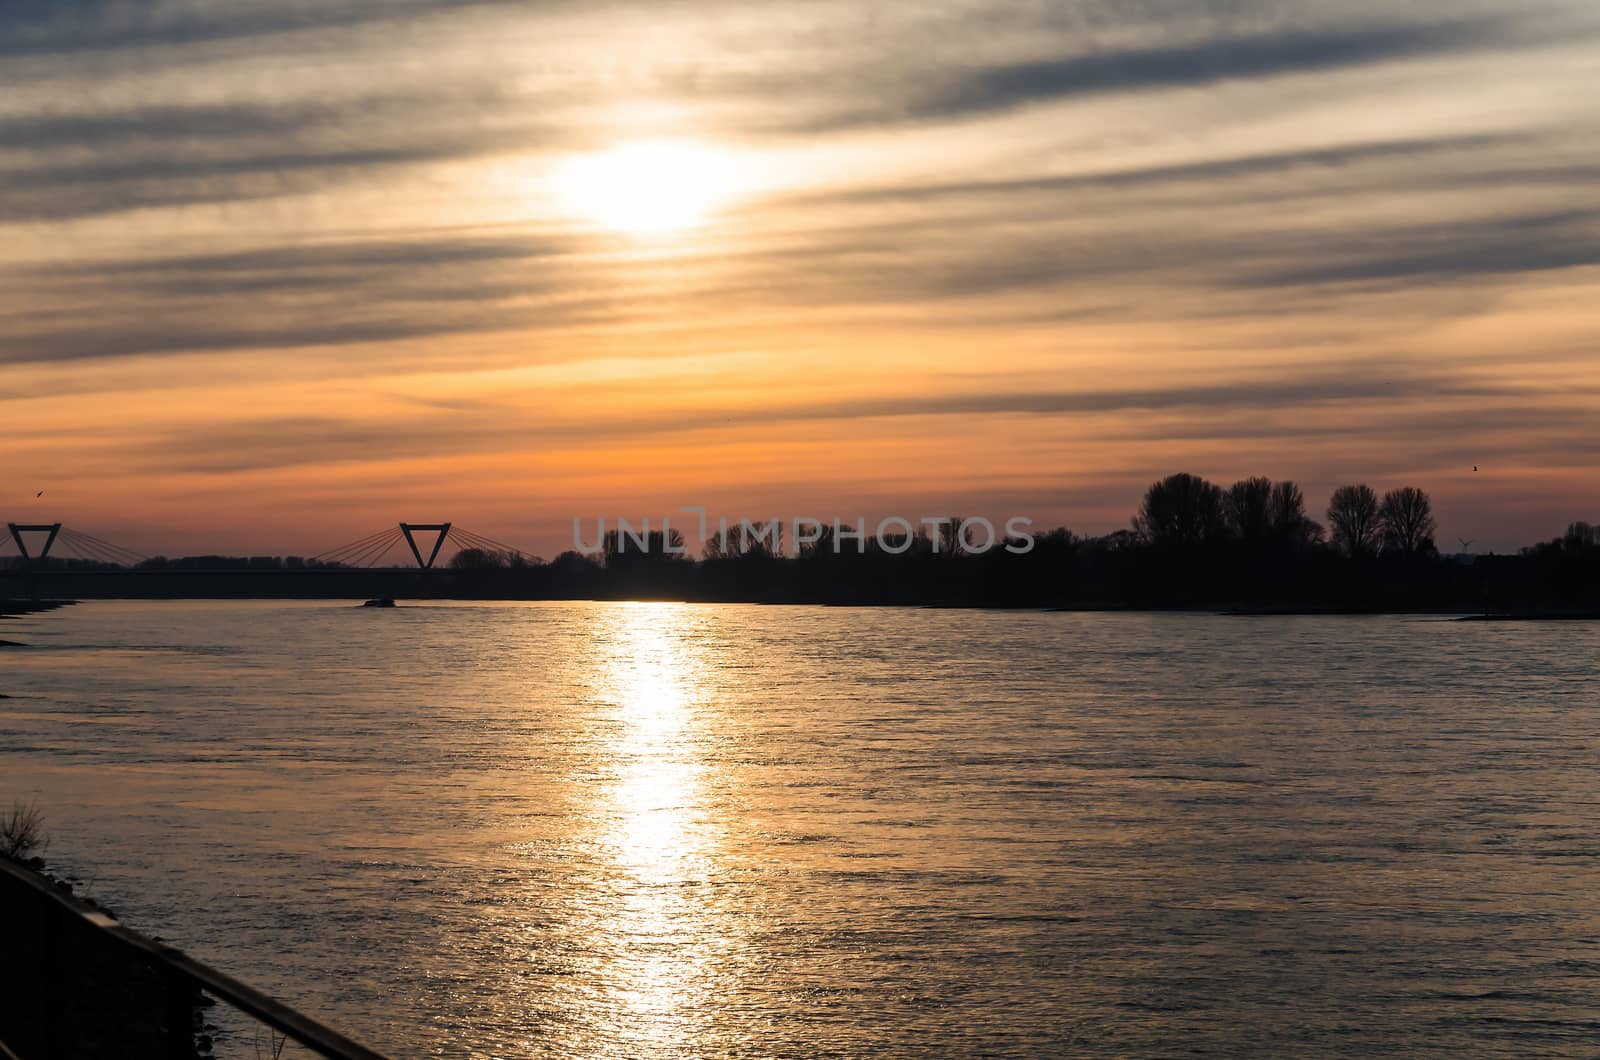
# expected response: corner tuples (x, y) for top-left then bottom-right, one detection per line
(3, 601), (1598, 1056)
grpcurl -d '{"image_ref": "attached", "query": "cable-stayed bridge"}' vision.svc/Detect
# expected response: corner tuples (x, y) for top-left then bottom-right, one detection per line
(311, 524), (529, 569)
(3, 522), (529, 570)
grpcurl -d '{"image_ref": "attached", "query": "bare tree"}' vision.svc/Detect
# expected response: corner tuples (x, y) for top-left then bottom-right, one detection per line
(602, 527), (687, 561)
(1, 801), (46, 860)
(1268, 480), (1323, 546)
(799, 523), (836, 559)
(938, 518), (965, 556)
(1034, 527), (1076, 551)
(1134, 473), (1227, 547)
(1563, 521), (1600, 553)
(1379, 487), (1437, 555)
(1327, 484), (1381, 556)
(449, 547), (508, 570)
(740, 520), (782, 558)
(1224, 477), (1274, 542)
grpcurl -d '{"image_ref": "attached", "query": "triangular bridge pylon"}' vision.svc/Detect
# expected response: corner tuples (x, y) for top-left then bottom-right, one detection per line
(399, 523), (452, 569)
(7, 523), (61, 563)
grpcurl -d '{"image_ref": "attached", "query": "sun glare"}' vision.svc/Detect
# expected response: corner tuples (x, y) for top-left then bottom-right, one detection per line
(557, 139), (740, 237)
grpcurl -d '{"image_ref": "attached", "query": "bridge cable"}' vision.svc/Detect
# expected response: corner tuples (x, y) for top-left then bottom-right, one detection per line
(345, 527), (407, 568)
(450, 526), (530, 560)
(310, 527), (400, 565)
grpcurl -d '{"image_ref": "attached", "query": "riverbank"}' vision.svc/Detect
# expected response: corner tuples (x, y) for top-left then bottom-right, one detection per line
(1, 607), (74, 709)
(1, 599), (74, 619)
(1456, 610), (1600, 621)
(2, 546), (1580, 613)
(0, 854), (211, 1058)
(0, 851), (389, 1059)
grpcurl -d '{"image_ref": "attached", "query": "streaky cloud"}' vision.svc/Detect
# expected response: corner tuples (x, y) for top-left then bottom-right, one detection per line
(774, 133), (1527, 207)
(0, 89), (553, 222)
(1246, 208), (1600, 287)
(0, 0), (523, 59)
(893, 17), (1526, 124)
(133, 363), (1532, 474)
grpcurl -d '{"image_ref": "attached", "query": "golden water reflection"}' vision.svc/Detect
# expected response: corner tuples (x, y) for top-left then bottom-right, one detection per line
(575, 603), (731, 1055)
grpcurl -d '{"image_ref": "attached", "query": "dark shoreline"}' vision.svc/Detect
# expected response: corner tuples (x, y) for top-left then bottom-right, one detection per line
(0, 853), (389, 1059)
(6, 529), (1597, 616)
(0, 600), (74, 649)
(1, 599), (74, 619)
(1454, 611), (1600, 621)
(7, 595), (1597, 621)
(0, 854), (210, 1058)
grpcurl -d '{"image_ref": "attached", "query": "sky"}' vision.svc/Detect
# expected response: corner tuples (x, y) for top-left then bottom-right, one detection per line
(3, 0), (1598, 558)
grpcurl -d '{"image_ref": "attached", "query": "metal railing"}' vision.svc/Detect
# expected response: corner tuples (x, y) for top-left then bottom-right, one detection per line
(0, 857), (392, 1060)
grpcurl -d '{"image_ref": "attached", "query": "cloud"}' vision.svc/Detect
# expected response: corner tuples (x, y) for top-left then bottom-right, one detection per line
(0, 0), (520, 59)
(128, 359), (1533, 474)
(1250, 210), (1600, 287)
(788, 134), (1528, 207)
(0, 234), (592, 365)
(841, 16), (1527, 127)
(0, 87), (556, 222)
(5, 188), (1595, 369)
(33, 234), (573, 294)
(0, 89), (520, 151)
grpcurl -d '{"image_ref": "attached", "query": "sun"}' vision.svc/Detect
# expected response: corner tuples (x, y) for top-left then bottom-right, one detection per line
(556, 139), (740, 237)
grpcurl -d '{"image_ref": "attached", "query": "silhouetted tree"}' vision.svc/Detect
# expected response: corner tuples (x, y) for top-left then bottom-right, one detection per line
(543, 549), (600, 594)
(1379, 487), (1437, 556)
(1224, 477), (1274, 542)
(1134, 473), (1226, 547)
(798, 523), (836, 559)
(1100, 529), (1140, 551)
(932, 518), (965, 555)
(1034, 527), (1076, 550)
(704, 520), (780, 560)
(743, 521), (783, 558)
(1327, 484), (1381, 557)
(603, 527), (686, 561)
(550, 549), (598, 574)
(1267, 480), (1323, 546)
(450, 547), (509, 570)
(1563, 521), (1600, 553)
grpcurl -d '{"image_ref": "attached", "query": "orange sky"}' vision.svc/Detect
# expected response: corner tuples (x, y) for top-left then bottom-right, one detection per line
(3, 0), (1599, 557)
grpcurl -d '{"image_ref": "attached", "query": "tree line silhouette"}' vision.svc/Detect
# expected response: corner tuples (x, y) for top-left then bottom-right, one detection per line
(1130, 473), (1442, 557)
(6, 473), (1598, 613)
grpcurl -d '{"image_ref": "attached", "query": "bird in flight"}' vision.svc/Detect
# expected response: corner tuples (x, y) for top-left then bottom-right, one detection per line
(35, 490), (44, 497)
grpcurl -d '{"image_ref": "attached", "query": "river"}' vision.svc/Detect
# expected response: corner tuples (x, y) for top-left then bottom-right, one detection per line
(2, 601), (1597, 1056)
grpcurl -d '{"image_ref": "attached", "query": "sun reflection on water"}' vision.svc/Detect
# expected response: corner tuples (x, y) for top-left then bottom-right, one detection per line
(578, 602), (729, 1054)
